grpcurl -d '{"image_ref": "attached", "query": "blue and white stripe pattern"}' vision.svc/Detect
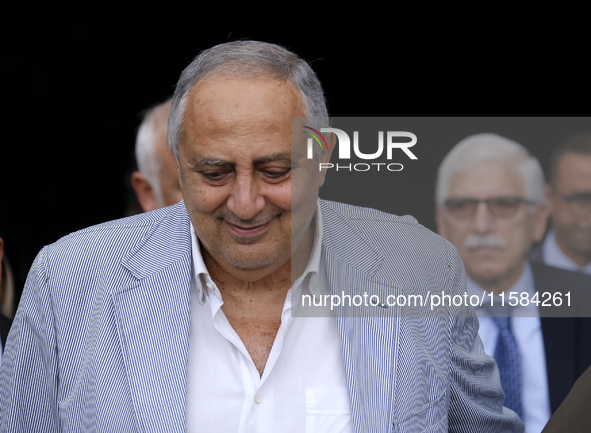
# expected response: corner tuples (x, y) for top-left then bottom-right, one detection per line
(320, 200), (523, 432)
(0, 200), (524, 432)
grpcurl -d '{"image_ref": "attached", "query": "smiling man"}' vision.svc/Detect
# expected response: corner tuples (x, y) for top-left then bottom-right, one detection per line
(435, 133), (591, 433)
(1, 42), (523, 432)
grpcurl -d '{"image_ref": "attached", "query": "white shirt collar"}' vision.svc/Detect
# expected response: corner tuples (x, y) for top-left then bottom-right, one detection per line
(543, 229), (591, 274)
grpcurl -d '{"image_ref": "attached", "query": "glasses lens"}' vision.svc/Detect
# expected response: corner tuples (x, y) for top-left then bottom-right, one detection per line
(569, 193), (591, 215)
(445, 199), (477, 217)
(488, 197), (522, 217)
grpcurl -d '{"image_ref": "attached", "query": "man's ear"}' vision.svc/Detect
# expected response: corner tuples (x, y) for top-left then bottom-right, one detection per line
(435, 205), (447, 238)
(131, 171), (158, 213)
(533, 202), (550, 243)
(318, 131), (336, 187)
(545, 183), (555, 213)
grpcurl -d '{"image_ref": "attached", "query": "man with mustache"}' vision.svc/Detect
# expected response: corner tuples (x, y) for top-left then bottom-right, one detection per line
(435, 133), (591, 433)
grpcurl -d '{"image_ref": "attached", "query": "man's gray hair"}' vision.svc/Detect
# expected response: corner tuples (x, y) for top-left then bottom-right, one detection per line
(167, 40), (328, 159)
(435, 133), (547, 205)
(135, 99), (172, 201)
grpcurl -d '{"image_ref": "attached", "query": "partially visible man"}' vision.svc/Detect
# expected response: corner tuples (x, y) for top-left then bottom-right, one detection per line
(0, 221), (15, 320)
(531, 132), (591, 274)
(435, 133), (591, 433)
(131, 98), (183, 212)
(0, 221), (14, 368)
(1, 42), (522, 432)
(542, 364), (591, 433)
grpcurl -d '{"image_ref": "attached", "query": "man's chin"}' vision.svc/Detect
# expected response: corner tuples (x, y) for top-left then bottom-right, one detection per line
(466, 264), (508, 286)
(220, 245), (291, 273)
(466, 246), (505, 256)
(571, 232), (591, 252)
(225, 256), (276, 271)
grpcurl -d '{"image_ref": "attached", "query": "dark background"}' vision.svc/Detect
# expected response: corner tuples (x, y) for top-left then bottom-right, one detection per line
(1, 6), (590, 301)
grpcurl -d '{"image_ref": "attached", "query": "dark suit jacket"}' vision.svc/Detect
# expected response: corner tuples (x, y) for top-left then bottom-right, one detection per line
(530, 242), (544, 264)
(531, 263), (591, 413)
(542, 364), (591, 432)
(0, 314), (11, 351)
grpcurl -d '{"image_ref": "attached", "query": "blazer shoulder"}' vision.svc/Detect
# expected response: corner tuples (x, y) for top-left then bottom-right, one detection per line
(531, 262), (591, 292)
(319, 199), (461, 281)
(54, 205), (171, 242)
(319, 198), (453, 249)
(320, 198), (421, 225)
(532, 262), (591, 321)
(36, 202), (190, 283)
(49, 202), (183, 250)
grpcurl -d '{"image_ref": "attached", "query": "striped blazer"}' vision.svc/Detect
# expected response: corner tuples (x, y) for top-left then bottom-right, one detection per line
(0, 200), (523, 432)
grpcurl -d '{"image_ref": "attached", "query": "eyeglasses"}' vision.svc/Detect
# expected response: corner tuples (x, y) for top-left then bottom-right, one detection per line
(443, 197), (535, 219)
(552, 189), (591, 217)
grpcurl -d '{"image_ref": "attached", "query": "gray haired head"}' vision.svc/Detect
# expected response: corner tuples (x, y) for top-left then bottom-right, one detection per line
(135, 98), (172, 202)
(167, 40), (329, 159)
(435, 133), (547, 205)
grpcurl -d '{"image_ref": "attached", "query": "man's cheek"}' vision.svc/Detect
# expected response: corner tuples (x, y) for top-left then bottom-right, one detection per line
(186, 190), (225, 215)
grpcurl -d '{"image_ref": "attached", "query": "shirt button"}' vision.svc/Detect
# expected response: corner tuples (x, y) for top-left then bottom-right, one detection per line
(254, 394), (262, 404)
(206, 283), (215, 290)
(312, 281), (319, 291)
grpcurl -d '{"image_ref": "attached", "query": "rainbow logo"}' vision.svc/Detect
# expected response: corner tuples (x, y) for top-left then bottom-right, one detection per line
(303, 126), (328, 151)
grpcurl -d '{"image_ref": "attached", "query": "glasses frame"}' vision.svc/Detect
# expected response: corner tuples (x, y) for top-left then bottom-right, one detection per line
(551, 187), (591, 218)
(443, 196), (536, 219)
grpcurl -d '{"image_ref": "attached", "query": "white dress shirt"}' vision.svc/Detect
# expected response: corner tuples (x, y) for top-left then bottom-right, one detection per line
(186, 204), (353, 433)
(542, 229), (591, 274)
(467, 263), (551, 433)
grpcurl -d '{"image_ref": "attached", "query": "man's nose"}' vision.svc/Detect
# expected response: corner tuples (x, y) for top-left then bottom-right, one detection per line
(472, 202), (495, 233)
(226, 172), (266, 220)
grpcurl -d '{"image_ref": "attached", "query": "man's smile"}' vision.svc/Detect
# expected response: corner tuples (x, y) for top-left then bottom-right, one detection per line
(224, 220), (272, 237)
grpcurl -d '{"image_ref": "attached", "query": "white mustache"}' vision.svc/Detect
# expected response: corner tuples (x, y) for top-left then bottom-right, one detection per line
(464, 234), (507, 250)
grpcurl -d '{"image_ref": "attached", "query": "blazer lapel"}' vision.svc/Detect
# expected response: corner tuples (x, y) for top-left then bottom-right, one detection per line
(113, 204), (192, 433)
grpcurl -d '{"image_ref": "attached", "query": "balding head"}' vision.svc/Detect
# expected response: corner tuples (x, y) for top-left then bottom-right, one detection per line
(167, 40), (328, 161)
(132, 99), (183, 212)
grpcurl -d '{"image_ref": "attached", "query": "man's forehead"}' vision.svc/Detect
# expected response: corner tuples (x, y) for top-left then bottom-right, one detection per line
(447, 160), (525, 197)
(555, 152), (591, 184)
(183, 81), (303, 137)
(188, 116), (292, 139)
(188, 75), (302, 112)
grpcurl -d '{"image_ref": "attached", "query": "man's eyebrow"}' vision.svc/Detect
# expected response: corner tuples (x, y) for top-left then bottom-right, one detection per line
(194, 153), (293, 168)
(196, 159), (234, 167)
(253, 153), (292, 165)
